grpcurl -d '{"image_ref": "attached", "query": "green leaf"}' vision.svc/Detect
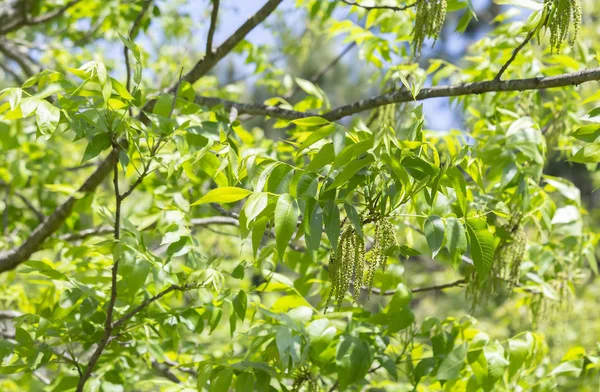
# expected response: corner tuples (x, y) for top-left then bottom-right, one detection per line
(465, 218), (495, 282)
(484, 341), (509, 380)
(82, 133), (111, 163)
(336, 336), (373, 389)
(445, 217), (467, 269)
(15, 328), (34, 347)
(243, 192), (269, 224)
(290, 116), (329, 127)
(424, 215), (445, 258)
(36, 100), (60, 136)
(437, 343), (467, 380)
(296, 172), (319, 199)
(306, 143), (335, 172)
(326, 155), (374, 191)
(234, 372), (256, 392)
(305, 199), (323, 255)
(191, 187), (252, 206)
(274, 194), (299, 261)
(210, 368), (234, 392)
(323, 200), (341, 250)
(298, 123), (336, 153)
(570, 143), (600, 163)
(233, 290), (247, 322)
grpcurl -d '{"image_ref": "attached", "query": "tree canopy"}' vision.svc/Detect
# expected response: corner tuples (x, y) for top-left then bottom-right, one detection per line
(0, 0), (600, 391)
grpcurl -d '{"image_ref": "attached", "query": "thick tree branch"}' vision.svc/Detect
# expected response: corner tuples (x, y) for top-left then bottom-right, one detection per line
(0, 149), (118, 274)
(206, 0), (220, 55)
(340, 0), (418, 12)
(194, 67), (600, 121)
(0, 0), (83, 35)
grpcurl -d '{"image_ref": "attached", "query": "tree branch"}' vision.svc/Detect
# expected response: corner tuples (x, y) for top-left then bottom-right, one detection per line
(494, 29), (536, 81)
(340, 0), (418, 12)
(76, 150), (122, 392)
(0, 149), (118, 274)
(112, 284), (191, 330)
(206, 0), (220, 55)
(194, 67), (600, 121)
(0, 0), (83, 35)
(14, 191), (45, 223)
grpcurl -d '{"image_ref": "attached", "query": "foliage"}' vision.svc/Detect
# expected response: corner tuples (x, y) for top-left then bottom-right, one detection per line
(0, 0), (600, 391)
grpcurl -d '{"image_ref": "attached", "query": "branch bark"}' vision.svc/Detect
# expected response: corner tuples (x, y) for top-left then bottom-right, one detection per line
(194, 67), (600, 121)
(340, 0), (418, 11)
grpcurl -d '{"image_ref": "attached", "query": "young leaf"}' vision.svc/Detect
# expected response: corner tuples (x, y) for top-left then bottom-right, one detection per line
(191, 187), (252, 206)
(445, 217), (467, 269)
(274, 194), (299, 260)
(424, 215), (445, 258)
(437, 343), (467, 380)
(465, 217), (495, 282)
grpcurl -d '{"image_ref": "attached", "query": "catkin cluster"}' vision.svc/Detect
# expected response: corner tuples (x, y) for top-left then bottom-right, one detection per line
(467, 220), (527, 309)
(496, 225), (527, 289)
(543, 0), (582, 52)
(291, 367), (318, 392)
(412, 0), (447, 56)
(326, 216), (397, 311)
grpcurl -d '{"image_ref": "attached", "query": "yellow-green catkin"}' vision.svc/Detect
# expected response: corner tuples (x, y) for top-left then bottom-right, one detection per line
(412, 0), (447, 56)
(325, 227), (366, 311)
(497, 225), (527, 289)
(467, 220), (527, 309)
(325, 216), (397, 310)
(543, 0), (582, 52)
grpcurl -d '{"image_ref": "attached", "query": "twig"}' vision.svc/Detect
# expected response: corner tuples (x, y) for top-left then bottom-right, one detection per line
(124, 0), (153, 95)
(112, 284), (191, 330)
(206, 0), (220, 55)
(76, 148), (122, 392)
(14, 191), (45, 223)
(340, 0), (418, 12)
(494, 30), (536, 81)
